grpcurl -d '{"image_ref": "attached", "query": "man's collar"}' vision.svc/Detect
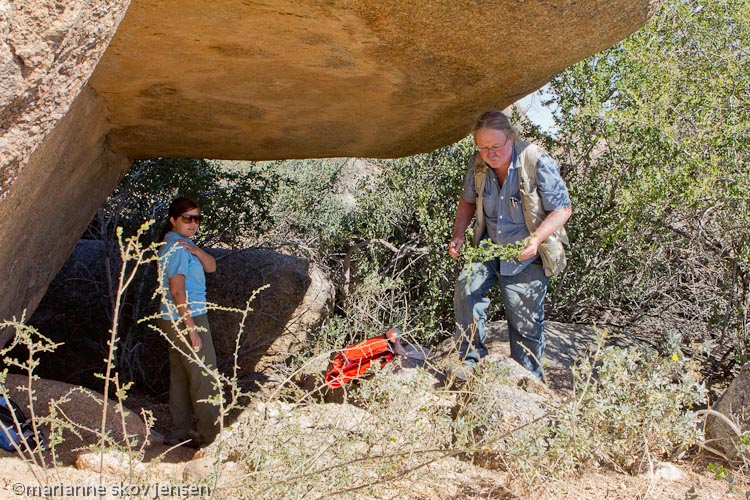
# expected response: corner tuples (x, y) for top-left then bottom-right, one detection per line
(509, 144), (520, 170)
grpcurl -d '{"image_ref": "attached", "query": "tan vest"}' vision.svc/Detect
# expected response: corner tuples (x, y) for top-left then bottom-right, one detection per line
(472, 141), (569, 277)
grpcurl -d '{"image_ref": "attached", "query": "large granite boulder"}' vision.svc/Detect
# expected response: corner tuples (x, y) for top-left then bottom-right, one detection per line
(0, 1), (132, 345)
(0, 0), (656, 340)
(27, 241), (333, 391)
(90, 0), (657, 160)
(1, 373), (150, 465)
(704, 363), (750, 460)
(1, 0), (130, 191)
(206, 248), (334, 377)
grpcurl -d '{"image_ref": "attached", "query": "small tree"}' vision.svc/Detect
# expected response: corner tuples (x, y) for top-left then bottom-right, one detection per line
(536, 0), (750, 380)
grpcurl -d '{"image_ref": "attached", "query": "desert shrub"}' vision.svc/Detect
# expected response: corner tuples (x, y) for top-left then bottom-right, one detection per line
(529, 0), (750, 381)
(448, 359), (551, 474)
(1, 226), (161, 475)
(212, 366), (456, 499)
(504, 334), (707, 479)
(0, 318), (61, 472)
(262, 142), (474, 347)
(325, 139), (474, 345)
(1, 225), (264, 494)
(266, 158), (355, 250)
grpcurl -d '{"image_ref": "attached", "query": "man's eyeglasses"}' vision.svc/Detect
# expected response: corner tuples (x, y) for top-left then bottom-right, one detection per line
(181, 214), (203, 224)
(477, 135), (509, 155)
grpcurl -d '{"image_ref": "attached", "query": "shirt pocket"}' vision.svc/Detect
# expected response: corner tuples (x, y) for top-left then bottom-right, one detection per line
(482, 180), (499, 218)
(508, 195), (525, 224)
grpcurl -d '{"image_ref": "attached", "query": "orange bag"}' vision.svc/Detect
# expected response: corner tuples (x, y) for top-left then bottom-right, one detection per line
(325, 328), (405, 388)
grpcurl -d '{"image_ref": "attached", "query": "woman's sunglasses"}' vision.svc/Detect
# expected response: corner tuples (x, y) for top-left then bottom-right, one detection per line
(180, 214), (203, 224)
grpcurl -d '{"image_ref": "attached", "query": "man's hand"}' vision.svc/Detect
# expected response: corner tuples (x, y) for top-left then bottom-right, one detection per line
(519, 236), (540, 261)
(448, 236), (464, 259)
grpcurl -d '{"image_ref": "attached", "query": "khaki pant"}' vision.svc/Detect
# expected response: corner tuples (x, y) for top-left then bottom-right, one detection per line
(158, 314), (220, 445)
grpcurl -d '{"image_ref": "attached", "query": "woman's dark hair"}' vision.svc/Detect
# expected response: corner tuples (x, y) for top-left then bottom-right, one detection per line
(158, 196), (200, 242)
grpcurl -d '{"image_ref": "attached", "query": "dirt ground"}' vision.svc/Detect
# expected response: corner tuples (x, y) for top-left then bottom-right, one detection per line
(2, 321), (746, 500)
(1, 447), (747, 500)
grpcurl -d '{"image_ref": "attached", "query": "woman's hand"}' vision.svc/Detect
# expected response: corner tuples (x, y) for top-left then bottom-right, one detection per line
(188, 328), (203, 351)
(177, 239), (200, 255)
(176, 239), (217, 273)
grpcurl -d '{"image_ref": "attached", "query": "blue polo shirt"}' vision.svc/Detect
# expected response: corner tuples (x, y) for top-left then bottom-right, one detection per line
(159, 231), (208, 320)
(461, 145), (571, 275)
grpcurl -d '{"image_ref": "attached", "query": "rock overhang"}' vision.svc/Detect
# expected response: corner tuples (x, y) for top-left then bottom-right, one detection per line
(89, 0), (658, 160)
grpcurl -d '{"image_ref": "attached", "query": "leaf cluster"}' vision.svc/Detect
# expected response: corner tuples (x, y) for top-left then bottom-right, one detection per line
(461, 239), (527, 272)
(89, 158), (280, 248)
(506, 334), (707, 477)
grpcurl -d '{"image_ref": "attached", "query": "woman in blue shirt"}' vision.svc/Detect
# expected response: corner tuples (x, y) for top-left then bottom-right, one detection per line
(157, 196), (219, 448)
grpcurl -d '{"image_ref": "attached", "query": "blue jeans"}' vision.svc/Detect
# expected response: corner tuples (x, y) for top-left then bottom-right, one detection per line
(454, 259), (549, 380)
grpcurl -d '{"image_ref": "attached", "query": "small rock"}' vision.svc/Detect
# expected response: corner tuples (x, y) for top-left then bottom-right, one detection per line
(641, 461), (684, 481)
(74, 449), (145, 474)
(704, 362), (750, 460)
(183, 456), (239, 483)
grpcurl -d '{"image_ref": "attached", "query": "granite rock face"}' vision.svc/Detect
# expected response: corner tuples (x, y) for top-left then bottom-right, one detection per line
(1, 0), (131, 196)
(0, 0), (657, 341)
(704, 363), (750, 460)
(89, 0), (658, 160)
(0, 1), (131, 342)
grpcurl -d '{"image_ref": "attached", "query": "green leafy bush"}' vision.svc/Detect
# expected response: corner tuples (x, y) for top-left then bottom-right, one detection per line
(88, 158), (280, 247)
(534, 0), (750, 379)
(266, 158), (354, 249)
(266, 143), (475, 347)
(335, 139), (474, 343)
(506, 334), (707, 477)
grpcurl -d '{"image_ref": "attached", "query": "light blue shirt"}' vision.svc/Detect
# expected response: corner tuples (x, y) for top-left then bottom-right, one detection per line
(159, 231), (207, 320)
(461, 145), (571, 276)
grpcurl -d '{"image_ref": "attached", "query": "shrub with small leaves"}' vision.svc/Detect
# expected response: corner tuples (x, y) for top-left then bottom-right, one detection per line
(506, 332), (707, 479)
(461, 239), (527, 272)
